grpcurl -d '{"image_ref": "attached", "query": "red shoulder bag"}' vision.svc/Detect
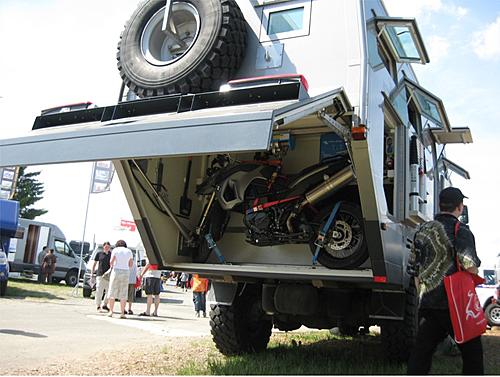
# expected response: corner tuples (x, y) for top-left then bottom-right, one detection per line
(443, 221), (487, 344)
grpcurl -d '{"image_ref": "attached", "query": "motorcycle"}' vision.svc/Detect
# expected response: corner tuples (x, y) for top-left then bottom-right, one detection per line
(191, 153), (369, 269)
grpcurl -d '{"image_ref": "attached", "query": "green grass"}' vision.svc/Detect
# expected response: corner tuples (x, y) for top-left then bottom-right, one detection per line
(3, 277), (74, 301)
(175, 331), (500, 375)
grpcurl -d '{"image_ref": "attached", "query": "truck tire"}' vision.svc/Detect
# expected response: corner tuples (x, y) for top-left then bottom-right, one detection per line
(117, 0), (247, 97)
(83, 287), (92, 298)
(485, 302), (500, 327)
(309, 202), (368, 269)
(338, 324), (359, 337)
(65, 270), (78, 287)
(380, 280), (418, 361)
(210, 285), (272, 355)
(0, 280), (7, 296)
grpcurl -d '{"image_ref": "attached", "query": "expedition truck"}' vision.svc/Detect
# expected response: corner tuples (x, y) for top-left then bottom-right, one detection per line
(0, 0), (473, 360)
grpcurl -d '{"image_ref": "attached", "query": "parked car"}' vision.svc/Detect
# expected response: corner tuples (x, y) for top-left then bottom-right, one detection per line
(0, 249), (9, 296)
(477, 268), (500, 328)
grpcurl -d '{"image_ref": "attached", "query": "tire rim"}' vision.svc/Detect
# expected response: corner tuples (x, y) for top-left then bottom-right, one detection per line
(141, 2), (201, 66)
(324, 212), (363, 259)
(491, 306), (500, 325)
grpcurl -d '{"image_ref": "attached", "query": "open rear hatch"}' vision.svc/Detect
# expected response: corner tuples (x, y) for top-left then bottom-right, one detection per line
(0, 84), (376, 284)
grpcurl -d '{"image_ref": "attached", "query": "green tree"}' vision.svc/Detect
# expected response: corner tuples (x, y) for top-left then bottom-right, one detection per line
(13, 167), (48, 219)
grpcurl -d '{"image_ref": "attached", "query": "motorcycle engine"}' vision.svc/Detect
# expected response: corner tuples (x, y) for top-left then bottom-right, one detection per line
(244, 209), (277, 246)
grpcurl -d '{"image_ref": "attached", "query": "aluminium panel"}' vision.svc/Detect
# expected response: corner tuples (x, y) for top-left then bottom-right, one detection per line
(0, 102), (292, 168)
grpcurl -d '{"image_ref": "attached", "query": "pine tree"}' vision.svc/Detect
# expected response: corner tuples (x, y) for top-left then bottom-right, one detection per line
(13, 167), (48, 219)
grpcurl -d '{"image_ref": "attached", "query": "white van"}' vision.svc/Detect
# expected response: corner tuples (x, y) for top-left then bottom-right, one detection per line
(8, 218), (83, 286)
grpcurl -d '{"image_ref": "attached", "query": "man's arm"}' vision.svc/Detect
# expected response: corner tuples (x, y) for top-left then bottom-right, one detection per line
(92, 252), (100, 274)
(456, 225), (481, 273)
(140, 263), (151, 279)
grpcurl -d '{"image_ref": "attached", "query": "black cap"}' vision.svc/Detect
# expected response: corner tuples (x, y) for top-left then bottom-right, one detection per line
(439, 187), (468, 206)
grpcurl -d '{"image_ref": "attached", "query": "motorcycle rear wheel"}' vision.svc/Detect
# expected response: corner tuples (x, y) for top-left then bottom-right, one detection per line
(309, 202), (368, 269)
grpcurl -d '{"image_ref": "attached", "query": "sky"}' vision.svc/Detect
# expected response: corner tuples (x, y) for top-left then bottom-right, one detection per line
(0, 0), (499, 267)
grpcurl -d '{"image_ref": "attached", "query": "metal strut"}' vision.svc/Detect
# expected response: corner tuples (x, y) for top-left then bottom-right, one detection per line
(312, 201), (343, 266)
(204, 234), (227, 264)
(130, 159), (192, 241)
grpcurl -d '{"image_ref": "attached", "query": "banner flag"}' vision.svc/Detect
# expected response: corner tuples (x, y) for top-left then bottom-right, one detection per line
(91, 161), (115, 194)
(0, 167), (19, 200)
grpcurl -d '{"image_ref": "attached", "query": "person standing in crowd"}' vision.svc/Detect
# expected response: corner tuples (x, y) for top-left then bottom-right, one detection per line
(107, 240), (133, 319)
(407, 187), (483, 375)
(41, 249), (57, 284)
(180, 272), (189, 292)
(127, 251), (138, 315)
(37, 246), (49, 283)
(139, 257), (162, 317)
(192, 274), (209, 318)
(92, 241), (111, 312)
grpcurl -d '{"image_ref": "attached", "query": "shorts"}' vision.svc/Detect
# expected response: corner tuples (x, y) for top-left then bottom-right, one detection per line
(127, 284), (135, 303)
(107, 269), (129, 300)
(144, 277), (161, 295)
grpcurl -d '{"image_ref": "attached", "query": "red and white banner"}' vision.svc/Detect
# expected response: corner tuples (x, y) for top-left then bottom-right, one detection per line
(120, 219), (136, 232)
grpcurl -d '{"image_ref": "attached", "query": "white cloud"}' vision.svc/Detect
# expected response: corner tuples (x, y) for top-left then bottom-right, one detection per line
(473, 15), (500, 60)
(427, 35), (450, 63)
(452, 6), (468, 19)
(384, 0), (443, 18)
(384, 0), (468, 20)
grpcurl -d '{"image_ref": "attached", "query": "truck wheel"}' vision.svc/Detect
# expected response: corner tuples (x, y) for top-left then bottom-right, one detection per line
(210, 285), (272, 355)
(485, 302), (500, 327)
(83, 287), (92, 298)
(380, 280), (418, 361)
(65, 270), (78, 287)
(338, 324), (359, 337)
(0, 280), (7, 296)
(117, 0), (247, 97)
(309, 202), (368, 269)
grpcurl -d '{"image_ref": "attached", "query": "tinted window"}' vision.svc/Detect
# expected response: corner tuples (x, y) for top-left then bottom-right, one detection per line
(268, 7), (304, 35)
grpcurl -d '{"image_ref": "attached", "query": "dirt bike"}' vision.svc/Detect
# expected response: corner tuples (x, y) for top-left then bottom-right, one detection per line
(191, 153), (368, 269)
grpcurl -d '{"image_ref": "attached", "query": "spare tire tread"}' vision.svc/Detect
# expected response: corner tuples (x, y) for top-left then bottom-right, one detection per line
(117, 0), (247, 97)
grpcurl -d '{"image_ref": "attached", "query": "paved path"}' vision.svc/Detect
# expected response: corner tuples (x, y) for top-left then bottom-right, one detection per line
(0, 282), (210, 371)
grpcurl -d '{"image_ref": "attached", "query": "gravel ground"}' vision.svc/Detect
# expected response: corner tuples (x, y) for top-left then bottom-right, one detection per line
(10, 336), (215, 376)
(9, 329), (500, 375)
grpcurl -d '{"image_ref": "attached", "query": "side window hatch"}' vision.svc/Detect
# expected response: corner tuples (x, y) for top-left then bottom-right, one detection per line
(438, 157), (471, 180)
(393, 77), (451, 131)
(374, 17), (430, 64)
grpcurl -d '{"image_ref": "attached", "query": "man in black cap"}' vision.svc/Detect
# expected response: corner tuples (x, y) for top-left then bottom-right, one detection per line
(407, 187), (483, 375)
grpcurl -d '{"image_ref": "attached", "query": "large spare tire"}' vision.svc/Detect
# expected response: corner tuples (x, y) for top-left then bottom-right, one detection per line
(117, 0), (247, 97)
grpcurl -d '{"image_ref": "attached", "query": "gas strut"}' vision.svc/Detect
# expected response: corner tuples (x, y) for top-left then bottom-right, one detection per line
(130, 159), (193, 242)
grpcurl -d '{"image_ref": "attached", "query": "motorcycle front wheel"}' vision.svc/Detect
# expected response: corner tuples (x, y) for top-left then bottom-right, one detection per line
(309, 202), (368, 269)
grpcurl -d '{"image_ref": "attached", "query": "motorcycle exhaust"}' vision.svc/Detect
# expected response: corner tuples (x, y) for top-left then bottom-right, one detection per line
(301, 165), (355, 208)
(286, 165), (355, 232)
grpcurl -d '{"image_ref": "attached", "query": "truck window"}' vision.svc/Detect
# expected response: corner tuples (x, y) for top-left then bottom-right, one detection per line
(54, 240), (75, 258)
(259, 0), (311, 42)
(268, 7), (304, 34)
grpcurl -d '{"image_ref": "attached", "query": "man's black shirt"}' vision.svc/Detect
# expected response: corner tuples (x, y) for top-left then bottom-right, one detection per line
(415, 213), (481, 310)
(94, 251), (111, 276)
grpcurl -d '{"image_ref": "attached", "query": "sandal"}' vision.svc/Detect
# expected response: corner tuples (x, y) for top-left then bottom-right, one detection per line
(152, 313), (158, 317)
(139, 312), (150, 317)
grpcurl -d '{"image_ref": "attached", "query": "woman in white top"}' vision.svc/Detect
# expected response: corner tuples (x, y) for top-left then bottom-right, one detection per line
(107, 240), (133, 318)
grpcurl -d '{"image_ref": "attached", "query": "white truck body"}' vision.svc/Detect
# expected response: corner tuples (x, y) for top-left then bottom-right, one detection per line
(0, 0), (474, 358)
